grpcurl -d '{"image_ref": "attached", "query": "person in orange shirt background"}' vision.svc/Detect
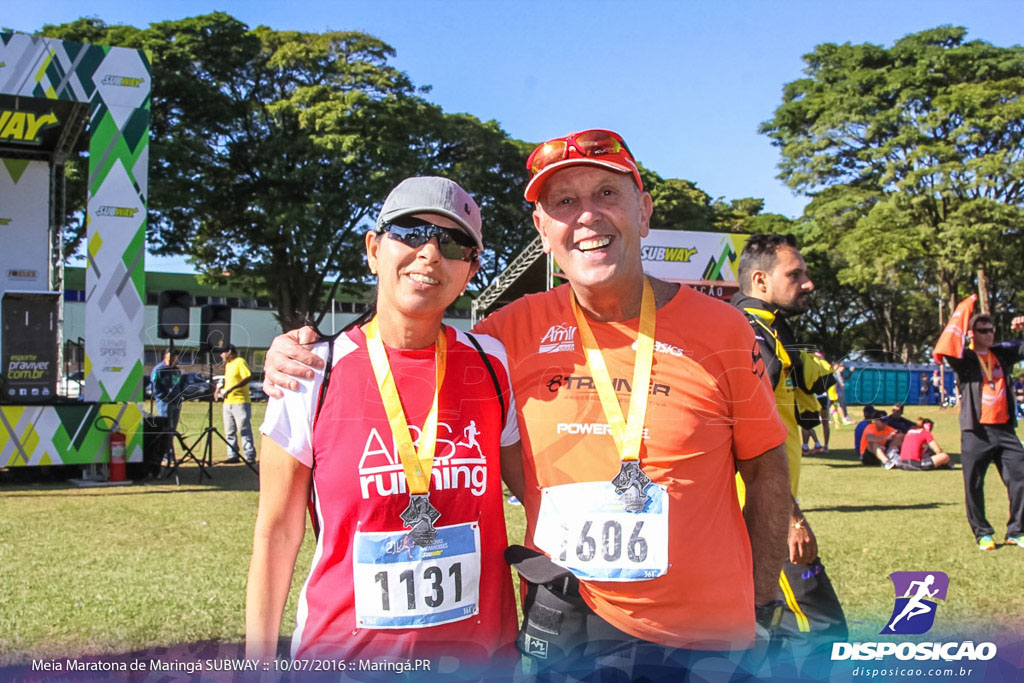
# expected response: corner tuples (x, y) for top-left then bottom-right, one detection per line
(860, 409), (903, 469)
(936, 313), (1024, 551)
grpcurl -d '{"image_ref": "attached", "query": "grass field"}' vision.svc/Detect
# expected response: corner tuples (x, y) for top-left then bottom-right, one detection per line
(1, 403), (1023, 664)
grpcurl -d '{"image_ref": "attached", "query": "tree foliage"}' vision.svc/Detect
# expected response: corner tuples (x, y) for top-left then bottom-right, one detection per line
(762, 26), (1024, 360)
(42, 13), (535, 329)
(41, 13), (777, 330)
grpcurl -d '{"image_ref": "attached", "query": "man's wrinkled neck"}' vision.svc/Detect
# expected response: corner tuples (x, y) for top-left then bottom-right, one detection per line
(571, 276), (678, 323)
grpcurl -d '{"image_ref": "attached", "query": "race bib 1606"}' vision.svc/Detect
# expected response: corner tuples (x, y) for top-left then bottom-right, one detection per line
(534, 481), (669, 581)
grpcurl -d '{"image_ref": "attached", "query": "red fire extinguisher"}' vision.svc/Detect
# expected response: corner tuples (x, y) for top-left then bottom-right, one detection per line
(109, 425), (126, 482)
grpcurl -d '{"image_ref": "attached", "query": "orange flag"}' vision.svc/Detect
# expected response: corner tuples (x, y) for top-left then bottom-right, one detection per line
(933, 294), (977, 363)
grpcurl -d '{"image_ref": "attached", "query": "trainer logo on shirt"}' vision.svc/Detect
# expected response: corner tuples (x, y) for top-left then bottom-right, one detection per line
(538, 323), (577, 354)
(358, 421), (488, 499)
(546, 374), (671, 396)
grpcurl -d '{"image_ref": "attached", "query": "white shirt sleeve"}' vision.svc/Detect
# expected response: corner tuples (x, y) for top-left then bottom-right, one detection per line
(500, 380), (520, 448)
(259, 341), (331, 468)
(463, 332), (520, 448)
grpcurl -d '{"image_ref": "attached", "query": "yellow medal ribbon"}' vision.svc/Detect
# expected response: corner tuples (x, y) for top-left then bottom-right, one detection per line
(365, 316), (446, 495)
(569, 277), (656, 462)
(977, 351), (994, 385)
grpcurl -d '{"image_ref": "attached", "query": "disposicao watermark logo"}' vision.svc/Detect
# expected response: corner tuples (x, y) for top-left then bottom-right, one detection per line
(831, 570), (997, 663)
(881, 570), (948, 635)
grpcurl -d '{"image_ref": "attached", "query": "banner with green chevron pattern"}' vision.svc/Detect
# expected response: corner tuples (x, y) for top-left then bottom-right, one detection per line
(639, 230), (750, 298)
(0, 403), (143, 466)
(0, 32), (150, 404)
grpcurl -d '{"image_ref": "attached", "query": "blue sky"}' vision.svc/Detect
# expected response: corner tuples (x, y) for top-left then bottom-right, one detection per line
(6, 1), (1021, 272)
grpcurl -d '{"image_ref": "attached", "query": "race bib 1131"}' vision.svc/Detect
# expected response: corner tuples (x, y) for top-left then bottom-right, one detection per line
(352, 522), (481, 628)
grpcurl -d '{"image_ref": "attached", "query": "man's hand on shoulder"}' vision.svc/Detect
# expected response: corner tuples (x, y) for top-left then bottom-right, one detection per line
(1011, 316), (1024, 333)
(263, 326), (323, 398)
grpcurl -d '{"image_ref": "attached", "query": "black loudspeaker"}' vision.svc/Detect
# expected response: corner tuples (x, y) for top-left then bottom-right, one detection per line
(135, 414), (169, 479)
(199, 304), (231, 352)
(157, 290), (191, 339)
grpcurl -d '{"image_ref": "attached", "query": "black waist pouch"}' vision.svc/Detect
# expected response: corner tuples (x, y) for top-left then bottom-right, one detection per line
(505, 545), (590, 663)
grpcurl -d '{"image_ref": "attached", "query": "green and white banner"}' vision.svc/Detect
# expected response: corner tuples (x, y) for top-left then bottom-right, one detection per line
(0, 403), (142, 467)
(0, 32), (150, 403)
(640, 230), (750, 298)
(0, 158), (49, 292)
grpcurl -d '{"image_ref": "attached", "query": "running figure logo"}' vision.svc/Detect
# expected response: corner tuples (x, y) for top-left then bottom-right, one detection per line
(455, 420), (483, 457)
(881, 571), (949, 635)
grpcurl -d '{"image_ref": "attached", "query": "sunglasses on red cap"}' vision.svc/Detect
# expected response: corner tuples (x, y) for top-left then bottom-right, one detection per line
(524, 129), (643, 201)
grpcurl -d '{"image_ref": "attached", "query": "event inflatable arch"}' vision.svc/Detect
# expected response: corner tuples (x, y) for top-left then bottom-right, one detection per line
(0, 32), (148, 467)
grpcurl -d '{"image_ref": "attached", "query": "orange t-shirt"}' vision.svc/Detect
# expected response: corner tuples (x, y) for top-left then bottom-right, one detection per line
(475, 284), (787, 649)
(860, 423), (896, 454)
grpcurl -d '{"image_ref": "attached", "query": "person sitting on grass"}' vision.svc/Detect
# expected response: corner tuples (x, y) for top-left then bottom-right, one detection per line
(884, 404), (915, 433)
(860, 410), (902, 469)
(896, 419), (951, 471)
(853, 405), (875, 457)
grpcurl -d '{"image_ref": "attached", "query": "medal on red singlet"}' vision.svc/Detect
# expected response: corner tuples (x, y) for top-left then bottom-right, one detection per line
(365, 316), (446, 546)
(569, 277), (656, 513)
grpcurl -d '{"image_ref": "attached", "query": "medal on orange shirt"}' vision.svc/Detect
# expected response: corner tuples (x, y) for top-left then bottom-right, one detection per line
(570, 276), (655, 512)
(365, 316), (446, 547)
(978, 351), (996, 389)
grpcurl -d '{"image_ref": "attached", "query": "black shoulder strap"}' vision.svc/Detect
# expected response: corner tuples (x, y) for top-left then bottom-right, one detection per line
(313, 338), (336, 429)
(465, 332), (507, 423)
(307, 337), (339, 544)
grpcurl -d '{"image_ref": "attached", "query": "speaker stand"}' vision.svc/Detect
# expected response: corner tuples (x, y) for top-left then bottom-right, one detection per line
(161, 350), (258, 484)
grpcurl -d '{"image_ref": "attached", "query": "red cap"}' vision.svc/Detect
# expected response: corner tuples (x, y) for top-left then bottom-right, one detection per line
(524, 130), (643, 202)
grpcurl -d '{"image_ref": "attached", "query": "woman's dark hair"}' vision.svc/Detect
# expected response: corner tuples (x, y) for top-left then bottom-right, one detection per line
(304, 301), (377, 346)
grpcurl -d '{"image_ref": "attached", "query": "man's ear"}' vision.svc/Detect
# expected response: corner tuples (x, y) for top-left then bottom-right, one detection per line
(533, 209), (552, 254)
(638, 191), (653, 239)
(752, 269), (769, 294)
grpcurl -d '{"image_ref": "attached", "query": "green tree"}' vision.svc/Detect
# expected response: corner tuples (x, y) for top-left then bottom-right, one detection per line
(43, 14), (534, 329)
(647, 176), (716, 230)
(761, 26), (1024, 358)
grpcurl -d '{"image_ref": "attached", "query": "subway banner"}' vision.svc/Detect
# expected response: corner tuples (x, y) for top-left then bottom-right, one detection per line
(640, 230), (749, 299)
(0, 159), (49, 292)
(0, 403), (143, 466)
(0, 32), (150, 403)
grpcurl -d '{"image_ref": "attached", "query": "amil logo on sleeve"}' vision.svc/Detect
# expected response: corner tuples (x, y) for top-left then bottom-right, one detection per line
(880, 571), (948, 635)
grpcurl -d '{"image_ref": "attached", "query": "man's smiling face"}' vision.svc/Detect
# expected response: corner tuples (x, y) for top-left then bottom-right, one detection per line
(533, 165), (652, 296)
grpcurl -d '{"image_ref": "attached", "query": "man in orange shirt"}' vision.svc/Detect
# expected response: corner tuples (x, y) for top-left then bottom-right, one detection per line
(937, 313), (1024, 550)
(262, 130), (791, 675)
(860, 410), (902, 468)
